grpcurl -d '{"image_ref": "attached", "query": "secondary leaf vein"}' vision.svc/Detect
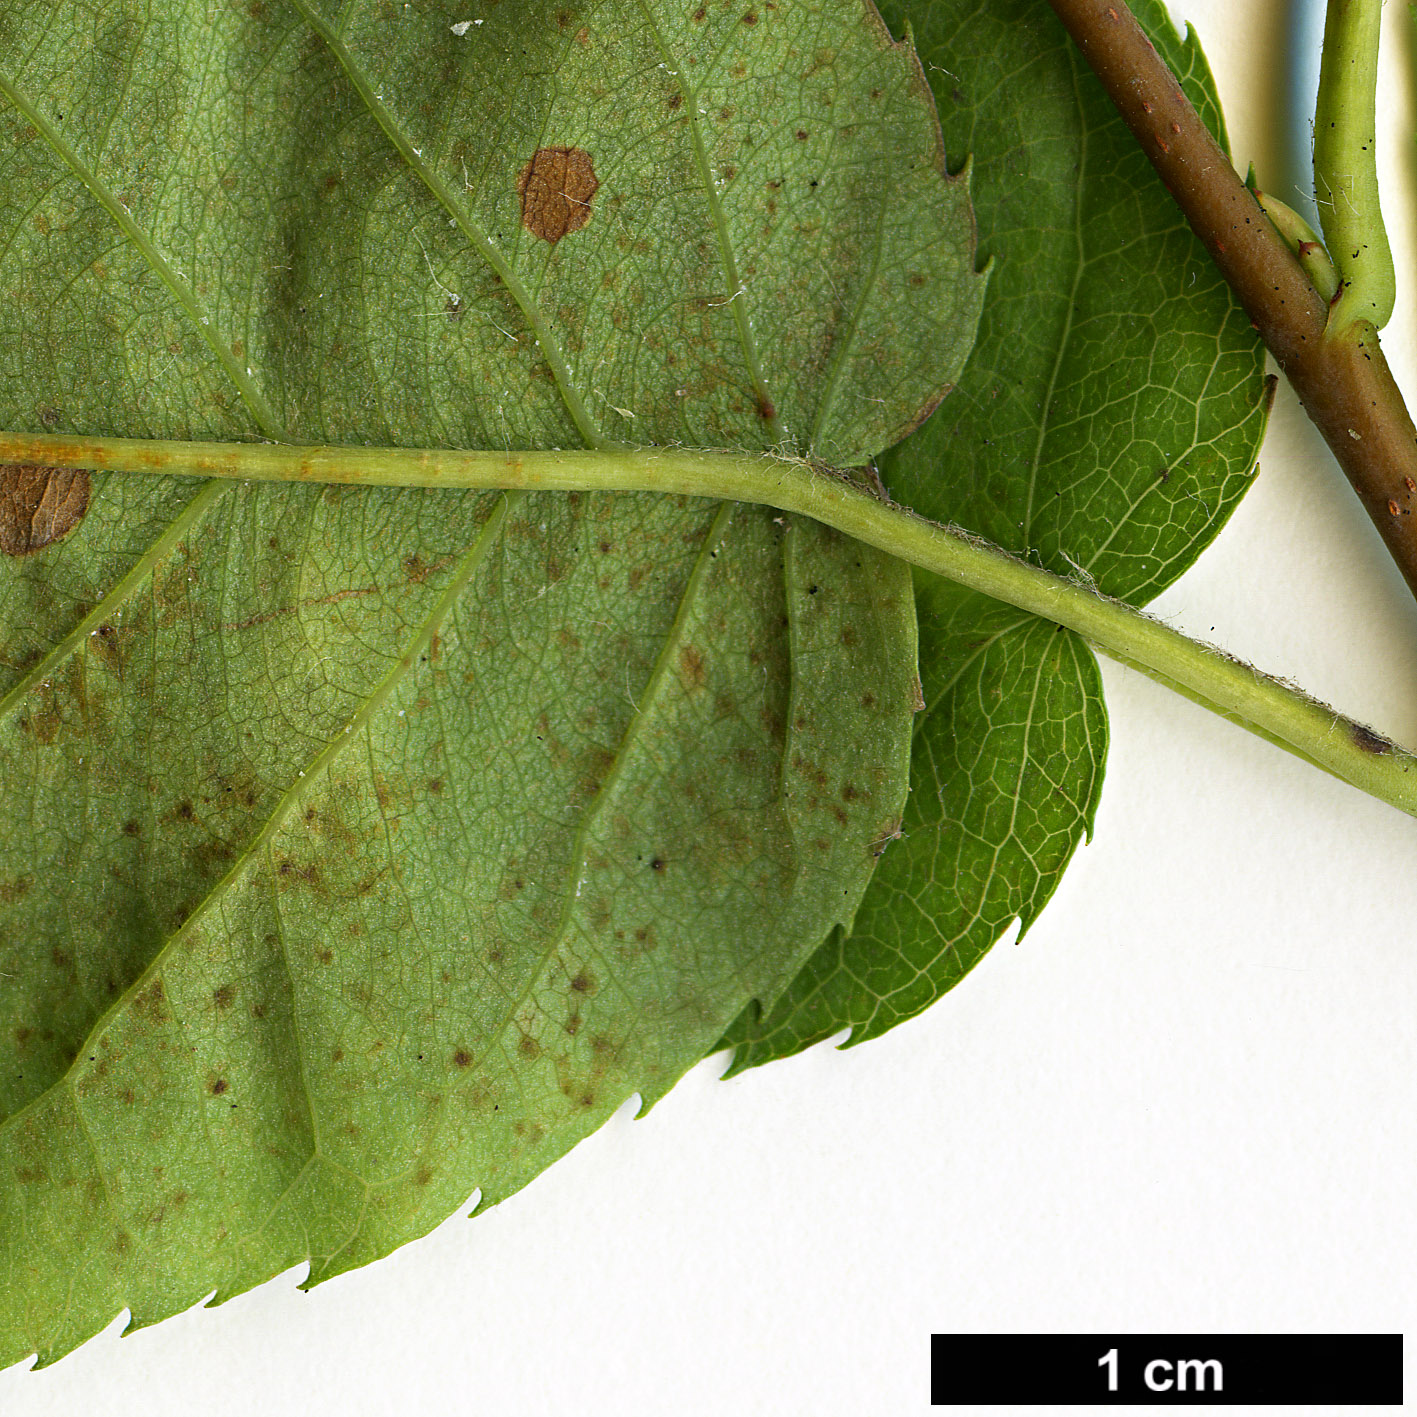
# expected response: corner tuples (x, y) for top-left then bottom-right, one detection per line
(288, 0), (609, 449)
(632, 0), (789, 446)
(0, 68), (288, 441)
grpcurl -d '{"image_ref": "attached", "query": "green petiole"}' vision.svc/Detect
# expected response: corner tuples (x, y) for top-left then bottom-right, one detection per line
(4, 429), (1416, 822)
(1314, 0), (1395, 332)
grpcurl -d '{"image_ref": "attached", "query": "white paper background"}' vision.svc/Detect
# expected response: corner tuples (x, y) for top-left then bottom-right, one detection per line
(4, 1), (1415, 1412)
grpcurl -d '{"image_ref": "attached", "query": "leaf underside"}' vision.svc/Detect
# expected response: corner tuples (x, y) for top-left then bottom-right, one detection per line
(721, 0), (1269, 1069)
(0, 0), (984, 1365)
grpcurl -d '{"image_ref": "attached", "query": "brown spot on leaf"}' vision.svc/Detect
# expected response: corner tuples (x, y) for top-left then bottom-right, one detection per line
(517, 147), (599, 243)
(0, 876), (31, 906)
(210, 1078), (228, 1096)
(453, 1048), (472, 1068)
(570, 970), (595, 994)
(679, 644), (705, 689)
(133, 978), (168, 1025)
(0, 466), (90, 556)
(213, 984), (236, 1010)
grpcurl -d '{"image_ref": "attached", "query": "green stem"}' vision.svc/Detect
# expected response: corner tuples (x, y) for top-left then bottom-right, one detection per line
(1315, 0), (1395, 331)
(9, 429), (1417, 818)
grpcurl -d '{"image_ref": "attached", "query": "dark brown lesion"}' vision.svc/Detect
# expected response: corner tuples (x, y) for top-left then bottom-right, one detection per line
(0, 465), (90, 556)
(1351, 721), (1394, 755)
(516, 146), (599, 243)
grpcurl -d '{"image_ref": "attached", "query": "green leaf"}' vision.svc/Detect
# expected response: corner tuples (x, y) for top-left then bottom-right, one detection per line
(0, 0), (983, 1364)
(722, 0), (1269, 1069)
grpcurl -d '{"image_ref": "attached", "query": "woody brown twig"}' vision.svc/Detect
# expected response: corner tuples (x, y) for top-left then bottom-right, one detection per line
(1046, 0), (1417, 604)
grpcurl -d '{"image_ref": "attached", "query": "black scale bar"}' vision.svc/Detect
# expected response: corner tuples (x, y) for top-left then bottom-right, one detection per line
(930, 1334), (1402, 1405)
